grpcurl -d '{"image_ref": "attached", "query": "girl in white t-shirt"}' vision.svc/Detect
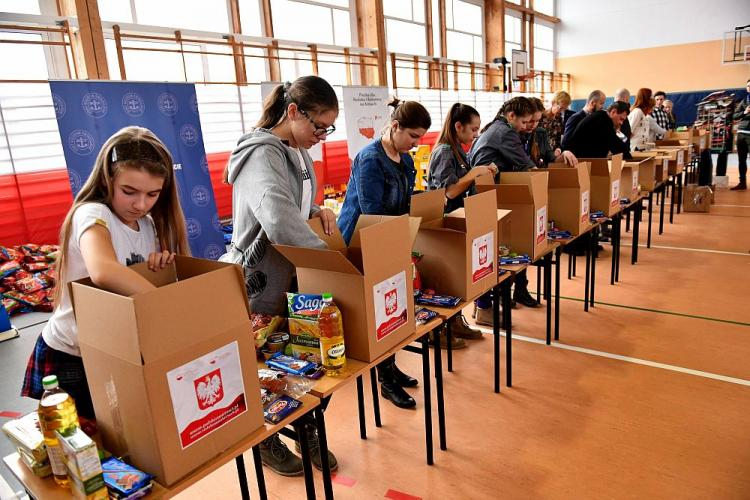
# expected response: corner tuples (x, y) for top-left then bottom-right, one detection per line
(22, 126), (188, 422)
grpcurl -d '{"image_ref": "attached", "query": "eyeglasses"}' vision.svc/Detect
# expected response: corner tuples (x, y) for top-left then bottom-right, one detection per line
(298, 108), (336, 137)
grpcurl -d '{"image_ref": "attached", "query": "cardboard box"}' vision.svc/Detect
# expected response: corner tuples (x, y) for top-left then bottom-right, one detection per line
(276, 215), (418, 362)
(410, 189), (498, 300)
(546, 163), (591, 236)
(72, 257), (264, 486)
(496, 209), (512, 251)
(476, 171), (549, 261)
(654, 147), (686, 175)
(627, 157), (657, 191)
(620, 162), (641, 200)
(683, 184), (712, 212)
(579, 154), (623, 217)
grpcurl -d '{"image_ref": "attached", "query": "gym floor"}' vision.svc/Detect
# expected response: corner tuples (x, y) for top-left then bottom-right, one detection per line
(1, 160), (748, 499)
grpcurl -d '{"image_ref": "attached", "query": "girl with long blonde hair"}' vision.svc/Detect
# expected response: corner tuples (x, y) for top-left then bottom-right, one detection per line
(22, 126), (188, 421)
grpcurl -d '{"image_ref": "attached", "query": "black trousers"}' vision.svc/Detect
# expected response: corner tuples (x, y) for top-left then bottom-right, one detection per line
(738, 133), (749, 182)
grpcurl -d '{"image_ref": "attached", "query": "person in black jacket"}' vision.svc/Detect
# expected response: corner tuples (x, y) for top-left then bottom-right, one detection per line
(469, 97), (540, 308)
(614, 88), (632, 152)
(565, 101), (632, 159)
(561, 90), (606, 150)
(731, 78), (750, 190)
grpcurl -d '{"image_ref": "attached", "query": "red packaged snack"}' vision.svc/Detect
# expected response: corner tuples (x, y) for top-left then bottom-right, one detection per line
(0, 260), (21, 279)
(24, 255), (47, 264)
(20, 244), (40, 255)
(0, 247), (11, 262)
(34, 301), (54, 312)
(2, 277), (17, 288)
(15, 276), (45, 294)
(40, 245), (58, 254)
(13, 270), (31, 281)
(4, 248), (24, 262)
(1, 297), (22, 315)
(24, 262), (49, 272)
(3, 289), (46, 307)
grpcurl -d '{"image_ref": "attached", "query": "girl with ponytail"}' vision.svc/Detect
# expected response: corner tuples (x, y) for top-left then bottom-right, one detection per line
(426, 102), (498, 344)
(337, 97), (431, 410)
(220, 75), (340, 476)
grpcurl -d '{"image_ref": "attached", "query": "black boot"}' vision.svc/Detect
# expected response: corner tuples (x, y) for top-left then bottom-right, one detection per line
(294, 424), (338, 472)
(377, 359), (416, 409)
(392, 362), (419, 387)
(730, 181), (747, 190)
(514, 288), (540, 308)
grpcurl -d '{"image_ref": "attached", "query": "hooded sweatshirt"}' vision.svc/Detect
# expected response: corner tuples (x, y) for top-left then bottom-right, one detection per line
(219, 128), (326, 315)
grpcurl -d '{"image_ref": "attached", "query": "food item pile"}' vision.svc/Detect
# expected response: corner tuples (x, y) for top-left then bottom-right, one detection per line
(0, 244), (59, 316)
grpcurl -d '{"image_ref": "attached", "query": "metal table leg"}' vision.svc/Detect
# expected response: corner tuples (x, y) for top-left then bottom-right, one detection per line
(659, 187), (665, 235)
(502, 281), (513, 387)
(493, 285), (501, 393)
(615, 214), (621, 282)
(420, 335), (434, 465)
(677, 172), (683, 214)
(545, 252), (552, 342)
(647, 193), (653, 248)
(432, 325), (446, 451)
(446, 318), (453, 373)
(235, 455), (251, 500)
(584, 234), (591, 312)
(294, 422), (317, 500)
(590, 228), (597, 307)
(632, 198), (641, 264)
(568, 251), (572, 280)
(669, 178), (676, 224)
(554, 246), (561, 341)
(356, 376), (366, 439)
(252, 446), (267, 500)
(369, 367), (381, 428)
(313, 407), (334, 500)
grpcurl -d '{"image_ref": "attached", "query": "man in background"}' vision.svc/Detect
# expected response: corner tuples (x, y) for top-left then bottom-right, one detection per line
(565, 101), (632, 159)
(652, 91), (670, 139)
(731, 79), (750, 190)
(561, 90), (606, 150)
(614, 88), (632, 152)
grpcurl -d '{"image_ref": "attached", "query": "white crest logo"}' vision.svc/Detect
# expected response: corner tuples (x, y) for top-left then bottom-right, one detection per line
(121, 92), (145, 117)
(157, 92), (178, 116)
(52, 94), (66, 119)
(68, 130), (96, 155)
(186, 218), (202, 239)
(191, 185), (211, 207)
(203, 244), (224, 260)
(180, 124), (198, 146)
(81, 92), (108, 118)
(68, 169), (82, 192)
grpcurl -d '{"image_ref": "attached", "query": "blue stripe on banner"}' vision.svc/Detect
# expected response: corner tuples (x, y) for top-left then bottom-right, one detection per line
(49, 81), (225, 259)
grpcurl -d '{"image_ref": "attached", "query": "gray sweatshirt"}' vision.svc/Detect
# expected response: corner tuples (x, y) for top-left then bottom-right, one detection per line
(219, 128), (326, 315)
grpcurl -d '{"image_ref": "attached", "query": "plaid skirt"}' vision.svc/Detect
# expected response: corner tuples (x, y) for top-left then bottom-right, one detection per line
(21, 335), (95, 419)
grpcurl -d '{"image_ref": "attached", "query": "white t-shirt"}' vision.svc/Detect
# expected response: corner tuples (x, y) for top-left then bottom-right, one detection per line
(42, 202), (158, 356)
(292, 147), (313, 218)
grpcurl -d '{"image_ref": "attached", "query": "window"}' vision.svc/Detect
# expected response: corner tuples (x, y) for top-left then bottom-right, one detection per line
(3, 1), (41, 15)
(533, 22), (554, 71)
(0, 33), (50, 81)
(534, 0), (554, 16)
(445, 0), (483, 63)
(271, 0), (352, 46)
(504, 12), (522, 60)
(238, 0), (264, 37)
(384, 0), (427, 56)
(133, 0), (230, 32)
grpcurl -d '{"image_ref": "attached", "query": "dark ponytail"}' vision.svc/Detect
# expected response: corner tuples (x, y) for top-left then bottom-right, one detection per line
(481, 96), (534, 133)
(387, 98), (432, 132)
(257, 75), (338, 129)
(436, 102), (479, 166)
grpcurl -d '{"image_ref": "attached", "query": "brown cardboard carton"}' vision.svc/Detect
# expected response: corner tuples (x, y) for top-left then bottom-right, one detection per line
(72, 257), (264, 487)
(579, 154), (623, 217)
(546, 163), (591, 236)
(497, 209), (512, 251)
(409, 189), (498, 299)
(683, 184), (712, 212)
(627, 157), (657, 191)
(654, 146), (687, 174)
(276, 215), (418, 362)
(620, 162), (641, 200)
(476, 171), (549, 261)
(632, 151), (670, 183)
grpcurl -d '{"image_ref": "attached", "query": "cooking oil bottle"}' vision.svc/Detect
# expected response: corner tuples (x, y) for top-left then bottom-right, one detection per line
(318, 293), (346, 376)
(38, 375), (80, 487)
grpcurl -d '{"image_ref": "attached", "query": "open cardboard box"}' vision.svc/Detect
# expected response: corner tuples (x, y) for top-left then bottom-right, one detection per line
(276, 215), (418, 362)
(631, 152), (669, 183)
(579, 154), (623, 217)
(476, 171), (549, 261)
(410, 189), (498, 299)
(628, 157), (657, 191)
(72, 257), (264, 486)
(620, 161), (641, 200)
(547, 163), (591, 236)
(653, 146), (686, 174)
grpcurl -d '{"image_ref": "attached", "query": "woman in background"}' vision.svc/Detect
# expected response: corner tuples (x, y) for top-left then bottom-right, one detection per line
(540, 90), (572, 152)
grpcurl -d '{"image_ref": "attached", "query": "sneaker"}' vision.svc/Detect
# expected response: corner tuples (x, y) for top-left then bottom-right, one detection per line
(294, 427), (339, 472)
(259, 434), (303, 476)
(428, 328), (467, 349)
(450, 314), (483, 339)
(730, 182), (747, 191)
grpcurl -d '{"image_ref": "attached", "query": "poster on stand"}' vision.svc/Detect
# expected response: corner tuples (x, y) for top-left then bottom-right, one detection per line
(49, 80), (225, 259)
(261, 82), (325, 201)
(342, 86), (390, 161)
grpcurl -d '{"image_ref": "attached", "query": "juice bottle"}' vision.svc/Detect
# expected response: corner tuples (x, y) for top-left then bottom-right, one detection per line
(318, 293), (346, 376)
(38, 375), (80, 488)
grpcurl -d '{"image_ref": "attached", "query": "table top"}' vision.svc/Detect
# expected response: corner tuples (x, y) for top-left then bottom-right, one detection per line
(548, 221), (600, 247)
(4, 395), (321, 500)
(308, 317), (444, 398)
(426, 273), (511, 319)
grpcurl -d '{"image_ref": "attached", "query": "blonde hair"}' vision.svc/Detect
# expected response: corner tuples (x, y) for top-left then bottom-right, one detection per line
(551, 90), (572, 107)
(53, 126), (189, 304)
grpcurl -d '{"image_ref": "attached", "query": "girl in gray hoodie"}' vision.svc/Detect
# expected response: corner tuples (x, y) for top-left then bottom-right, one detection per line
(220, 75), (339, 476)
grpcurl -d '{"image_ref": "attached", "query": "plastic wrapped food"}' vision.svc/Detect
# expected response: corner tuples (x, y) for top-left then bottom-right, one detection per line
(101, 456), (153, 499)
(286, 293), (326, 337)
(24, 262), (50, 272)
(0, 260), (21, 279)
(258, 368), (288, 393)
(266, 353), (318, 376)
(251, 313), (284, 349)
(263, 395), (303, 424)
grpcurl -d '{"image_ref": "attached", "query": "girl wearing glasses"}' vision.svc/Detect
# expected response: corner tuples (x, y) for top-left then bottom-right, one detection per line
(220, 75), (339, 477)
(22, 126), (189, 430)
(338, 98), (431, 410)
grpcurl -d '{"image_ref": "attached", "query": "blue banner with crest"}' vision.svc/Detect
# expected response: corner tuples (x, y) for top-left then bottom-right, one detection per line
(49, 81), (224, 259)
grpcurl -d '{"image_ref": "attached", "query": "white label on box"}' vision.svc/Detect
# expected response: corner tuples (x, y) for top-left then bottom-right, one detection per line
(373, 271), (408, 341)
(677, 150), (684, 165)
(535, 206), (547, 244)
(662, 159), (668, 178)
(581, 190), (590, 222)
(700, 136), (706, 149)
(611, 180), (620, 206)
(471, 231), (494, 283)
(167, 341), (247, 449)
(632, 170), (639, 193)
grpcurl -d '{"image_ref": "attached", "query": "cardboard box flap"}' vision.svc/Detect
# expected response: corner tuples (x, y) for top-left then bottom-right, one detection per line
(497, 209), (512, 221)
(409, 189), (445, 224)
(132, 265), (251, 363)
(476, 183), (532, 205)
(355, 215), (413, 276)
(307, 218), (347, 253)
(71, 281), (142, 365)
(127, 260), (178, 288)
(474, 173), (495, 186)
(461, 190), (497, 235)
(274, 245), (362, 276)
(548, 165), (587, 188)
